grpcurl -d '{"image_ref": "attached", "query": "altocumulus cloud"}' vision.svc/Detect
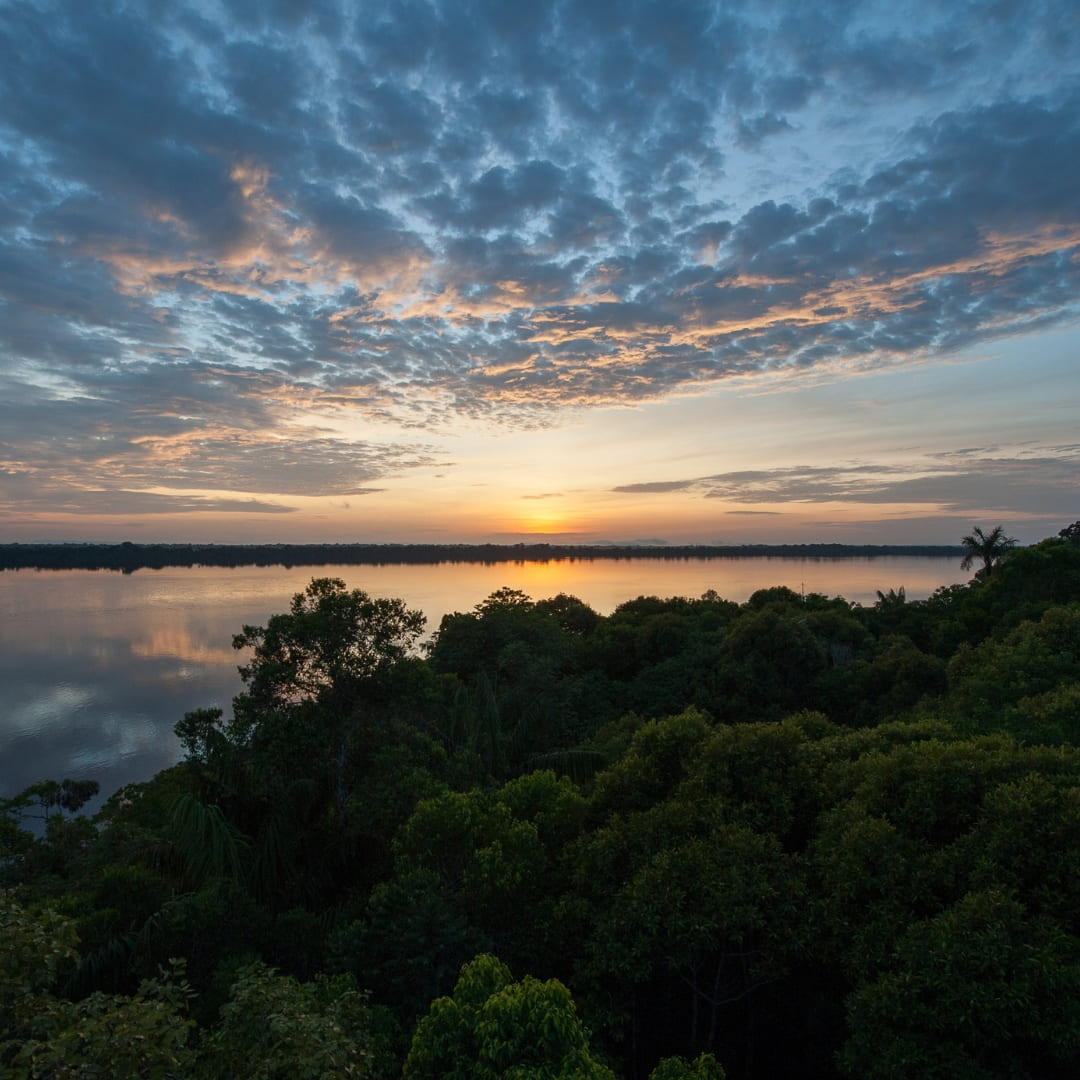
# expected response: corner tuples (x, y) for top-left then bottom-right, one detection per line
(0, 0), (1078, 508)
(614, 450), (1080, 518)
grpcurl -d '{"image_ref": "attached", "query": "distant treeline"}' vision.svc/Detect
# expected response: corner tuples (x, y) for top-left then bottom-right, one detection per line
(0, 541), (966, 572)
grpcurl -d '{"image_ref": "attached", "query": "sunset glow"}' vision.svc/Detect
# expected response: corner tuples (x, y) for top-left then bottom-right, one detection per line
(0, 1), (1077, 545)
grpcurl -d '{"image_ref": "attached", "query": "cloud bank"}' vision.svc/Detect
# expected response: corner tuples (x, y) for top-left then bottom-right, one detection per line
(1, 0), (1077, 518)
(614, 448), (1080, 516)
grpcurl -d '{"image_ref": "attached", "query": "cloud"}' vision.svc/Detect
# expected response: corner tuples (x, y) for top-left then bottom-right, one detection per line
(613, 448), (1080, 516)
(1, 0), (1078, 510)
(0, 473), (298, 517)
(0, 357), (443, 511)
(614, 480), (699, 494)
(736, 112), (795, 149)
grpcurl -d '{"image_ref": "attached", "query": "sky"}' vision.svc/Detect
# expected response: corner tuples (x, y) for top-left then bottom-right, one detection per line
(1, 0), (1078, 546)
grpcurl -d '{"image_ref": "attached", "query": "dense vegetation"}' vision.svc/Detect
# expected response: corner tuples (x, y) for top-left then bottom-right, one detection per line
(3, 525), (1080, 1079)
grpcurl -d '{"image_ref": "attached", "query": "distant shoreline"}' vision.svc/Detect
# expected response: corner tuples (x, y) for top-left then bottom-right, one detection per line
(0, 541), (967, 572)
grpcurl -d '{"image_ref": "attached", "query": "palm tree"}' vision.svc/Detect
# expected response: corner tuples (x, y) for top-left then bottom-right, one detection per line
(960, 525), (1018, 578)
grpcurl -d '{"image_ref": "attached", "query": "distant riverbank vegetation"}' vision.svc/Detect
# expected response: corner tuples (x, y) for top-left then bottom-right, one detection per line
(3, 523), (1080, 1079)
(0, 540), (964, 573)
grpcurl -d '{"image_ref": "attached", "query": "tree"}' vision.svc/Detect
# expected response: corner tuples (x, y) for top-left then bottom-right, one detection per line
(572, 719), (812, 1072)
(0, 893), (196, 1079)
(230, 577), (427, 739)
(960, 525), (1017, 579)
(197, 962), (375, 1079)
(944, 604), (1080, 738)
(426, 589), (586, 777)
(809, 734), (1080, 1079)
(2, 780), (100, 873)
(649, 1055), (726, 1080)
(838, 890), (1080, 1080)
(1, 894), (377, 1080)
(175, 578), (429, 907)
(714, 606), (828, 720)
(402, 954), (615, 1080)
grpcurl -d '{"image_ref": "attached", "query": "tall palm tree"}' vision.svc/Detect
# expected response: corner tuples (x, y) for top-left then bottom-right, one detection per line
(960, 525), (1018, 578)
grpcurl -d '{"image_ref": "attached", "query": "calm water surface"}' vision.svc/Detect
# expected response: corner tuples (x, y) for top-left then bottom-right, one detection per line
(0, 557), (968, 802)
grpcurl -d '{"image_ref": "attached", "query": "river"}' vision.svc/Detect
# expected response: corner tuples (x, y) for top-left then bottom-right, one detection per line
(0, 556), (968, 803)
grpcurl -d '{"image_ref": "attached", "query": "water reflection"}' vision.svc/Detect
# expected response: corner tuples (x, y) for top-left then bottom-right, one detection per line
(0, 557), (968, 802)
(130, 627), (237, 665)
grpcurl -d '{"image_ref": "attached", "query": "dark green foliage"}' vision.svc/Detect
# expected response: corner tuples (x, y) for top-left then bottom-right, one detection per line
(1, 893), (197, 1079)
(403, 953), (616, 1080)
(231, 576), (426, 731)
(809, 736), (1080, 1076)
(858, 635), (947, 721)
(1, 894), (380, 1078)
(173, 578), (445, 909)
(650, 1054), (726, 1080)
(945, 603), (1080, 739)
(714, 606), (828, 720)
(427, 589), (593, 775)
(839, 890), (1080, 1080)
(10, 527), (1080, 1079)
(331, 866), (486, 1024)
(564, 713), (815, 1073)
(197, 961), (375, 1079)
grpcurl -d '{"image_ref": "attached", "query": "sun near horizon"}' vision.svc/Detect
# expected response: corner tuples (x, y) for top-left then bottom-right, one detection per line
(0, 2), (1076, 548)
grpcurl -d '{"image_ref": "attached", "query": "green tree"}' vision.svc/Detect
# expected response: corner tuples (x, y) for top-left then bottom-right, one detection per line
(959, 525), (1017, 579)
(944, 604), (1080, 739)
(230, 577), (426, 741)
(403, 954), (615, 1080)
(839, 890), (1080, 1080)
(569, 719), (815, 1072)
(331, 866), (484, 1023)
(810, 735), (1080, 1078)
(197, 962), (374, 1079)
(857, 635), (947, 722)
(1, 892), (195, 1079)
(649, 1054), (726, 1080)
(714, 606), (828, 721)
(1, 779), (101, 875)
(427, 589), (589, 776)
(387, 771), (585, 976)
(175, 578), (433, 908)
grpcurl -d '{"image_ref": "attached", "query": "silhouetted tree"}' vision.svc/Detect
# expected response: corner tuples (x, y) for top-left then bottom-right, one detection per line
(960, 525), (1017, 578)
